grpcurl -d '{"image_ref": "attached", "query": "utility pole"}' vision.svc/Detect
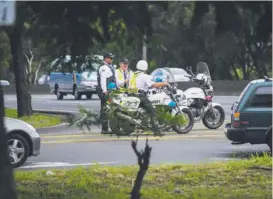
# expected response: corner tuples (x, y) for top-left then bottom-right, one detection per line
(142, 28), (147, 60)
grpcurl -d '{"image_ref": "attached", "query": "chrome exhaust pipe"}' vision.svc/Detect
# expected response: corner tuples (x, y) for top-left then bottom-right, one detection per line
(116, 112), (147, 129)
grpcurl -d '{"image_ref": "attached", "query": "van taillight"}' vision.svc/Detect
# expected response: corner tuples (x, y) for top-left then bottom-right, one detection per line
(233, 112), (240, 128)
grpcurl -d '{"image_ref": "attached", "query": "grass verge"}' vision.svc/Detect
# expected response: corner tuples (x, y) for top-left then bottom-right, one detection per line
(15, 155), (272, 199)
(5, 108), (63, 128)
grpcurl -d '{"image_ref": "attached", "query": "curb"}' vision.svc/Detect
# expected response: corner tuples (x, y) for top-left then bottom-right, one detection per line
(6, 107), (79, 131)
(36, 122), (70, 130)
(32, 109), (79, 131)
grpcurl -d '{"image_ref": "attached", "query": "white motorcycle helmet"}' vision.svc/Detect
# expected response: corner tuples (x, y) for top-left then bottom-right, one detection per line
(136, 60), (148, 71)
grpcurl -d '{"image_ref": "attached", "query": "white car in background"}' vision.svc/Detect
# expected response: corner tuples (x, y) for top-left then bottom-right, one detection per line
(0, 80), (10, 86)
(150, 67), (191, 82)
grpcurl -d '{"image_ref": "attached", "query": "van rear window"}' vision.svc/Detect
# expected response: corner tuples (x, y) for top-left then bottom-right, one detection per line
(246, 86), (272, 108)
(238, 83), (252, 102)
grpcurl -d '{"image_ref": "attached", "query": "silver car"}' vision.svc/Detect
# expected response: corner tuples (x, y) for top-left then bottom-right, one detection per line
(4, 117), (41, 168)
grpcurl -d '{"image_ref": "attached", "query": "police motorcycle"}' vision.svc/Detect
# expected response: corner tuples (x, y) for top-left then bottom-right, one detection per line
(149, 68), (194, 134)
(105, 83), (162, 136)
(182, 62), (225, 129)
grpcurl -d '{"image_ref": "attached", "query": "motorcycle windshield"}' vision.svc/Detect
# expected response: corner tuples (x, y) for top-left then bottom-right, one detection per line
(196, 62), (212, 83)
(162, 67), (177, 84)
(151, 67), (177, 84)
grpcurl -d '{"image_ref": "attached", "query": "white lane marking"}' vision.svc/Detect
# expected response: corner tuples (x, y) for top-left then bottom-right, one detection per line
(19, 161), (120, 169)
(213, 151), (232, 154)
(4, 96), (100, 101)
(45, 101), (98, 104)
(208, 157), (238, 161)
(37, 123), (70, 129)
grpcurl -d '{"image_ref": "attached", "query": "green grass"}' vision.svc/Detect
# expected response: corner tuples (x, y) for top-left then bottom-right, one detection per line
(5, 108), (63, 128)
(15, 155), (272, 199)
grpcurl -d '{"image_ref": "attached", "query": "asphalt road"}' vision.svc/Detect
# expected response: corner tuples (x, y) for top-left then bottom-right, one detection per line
(3, 94), (270, 169)
(22, 133), (269, 170)
(4, 94), (237, 134)
(4, 94), (237, 115)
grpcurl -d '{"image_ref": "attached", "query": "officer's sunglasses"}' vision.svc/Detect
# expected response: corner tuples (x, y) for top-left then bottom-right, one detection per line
(123, 62), (129, 66)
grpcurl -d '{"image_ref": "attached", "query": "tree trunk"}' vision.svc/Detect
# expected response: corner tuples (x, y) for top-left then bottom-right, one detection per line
(24, 49), (34, 86)
(7, 29), (33, 117)
(231, 64), (239, 80)
(0, 86), (18, 199)
(34, 60), (43, 85)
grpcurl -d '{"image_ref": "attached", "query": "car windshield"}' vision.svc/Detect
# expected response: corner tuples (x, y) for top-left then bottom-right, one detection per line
(81, 71), (97, 81)
(169, 68), (189, 76)
(151, 67), (190, 83)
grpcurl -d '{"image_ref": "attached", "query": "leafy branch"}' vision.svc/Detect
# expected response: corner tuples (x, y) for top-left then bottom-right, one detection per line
(67, 105), (101, 133)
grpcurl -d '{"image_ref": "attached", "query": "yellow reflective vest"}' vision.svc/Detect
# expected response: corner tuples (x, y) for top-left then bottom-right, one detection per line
(129, 71), (143, 89)
(115, 68), (134, 88)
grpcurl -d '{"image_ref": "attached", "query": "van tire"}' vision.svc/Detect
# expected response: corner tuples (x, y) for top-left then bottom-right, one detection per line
(55, 86), (63, 100)
(86, 94), (92, 100)
(73, 86), (81, 100)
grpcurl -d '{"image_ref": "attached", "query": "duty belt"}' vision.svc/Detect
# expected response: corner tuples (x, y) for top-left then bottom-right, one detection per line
(138, 89), (147, 95)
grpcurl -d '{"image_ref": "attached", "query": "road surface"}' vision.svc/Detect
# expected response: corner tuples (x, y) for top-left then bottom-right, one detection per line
(3, 94), (269, 169)
(4, 94), (237, 115)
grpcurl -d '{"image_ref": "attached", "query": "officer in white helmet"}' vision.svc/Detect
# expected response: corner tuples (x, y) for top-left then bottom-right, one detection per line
(130, 60), (169, 135)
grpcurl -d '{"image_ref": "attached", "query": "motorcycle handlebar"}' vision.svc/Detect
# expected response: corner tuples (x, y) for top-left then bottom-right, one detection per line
(163, 84), (177, 94)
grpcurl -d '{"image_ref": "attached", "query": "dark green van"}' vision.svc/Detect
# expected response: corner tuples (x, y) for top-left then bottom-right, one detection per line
(224, 77), (272, 152)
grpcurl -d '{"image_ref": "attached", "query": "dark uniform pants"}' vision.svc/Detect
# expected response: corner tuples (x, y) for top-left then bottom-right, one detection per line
(136, 92), (160, 133)
(98, 92), (109, 131)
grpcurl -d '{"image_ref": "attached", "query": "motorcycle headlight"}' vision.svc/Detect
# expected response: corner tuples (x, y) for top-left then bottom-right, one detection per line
(176, 94), (186, 101)
(176, 95), (182, 101)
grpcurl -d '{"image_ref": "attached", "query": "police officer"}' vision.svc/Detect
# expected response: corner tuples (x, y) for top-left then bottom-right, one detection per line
(96, 52), (116, 134)
(130, 60), (169, 135)
(115, 58), (134, 89)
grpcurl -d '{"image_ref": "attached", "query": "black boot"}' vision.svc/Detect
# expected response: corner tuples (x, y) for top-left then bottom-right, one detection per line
(151, 120), (164, 136)
(101, 120), (111, 134)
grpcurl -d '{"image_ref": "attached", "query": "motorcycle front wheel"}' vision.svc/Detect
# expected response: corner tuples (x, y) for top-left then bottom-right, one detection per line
(202, 105), (225, 129)
(109, 116), (135, 136)
(172, 108), (194, 134)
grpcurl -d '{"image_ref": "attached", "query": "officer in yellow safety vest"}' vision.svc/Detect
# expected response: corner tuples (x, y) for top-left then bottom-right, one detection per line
(129, 60), (169, 136)
(115, 58), (134, 89)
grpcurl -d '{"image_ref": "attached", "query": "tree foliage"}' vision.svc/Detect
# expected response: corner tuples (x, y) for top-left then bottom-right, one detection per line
(148, 1), (272, 80)
(1, 1), (270, 82)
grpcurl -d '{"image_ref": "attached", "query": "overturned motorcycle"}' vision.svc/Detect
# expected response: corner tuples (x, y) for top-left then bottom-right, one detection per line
(105, 82), (194, 136)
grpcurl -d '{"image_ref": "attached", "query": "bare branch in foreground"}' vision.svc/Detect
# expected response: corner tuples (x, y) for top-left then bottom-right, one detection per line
(130, 137), (152, 199)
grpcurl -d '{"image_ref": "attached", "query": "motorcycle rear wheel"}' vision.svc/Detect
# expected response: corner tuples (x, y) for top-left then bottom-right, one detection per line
(109, 116), (135, 136)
